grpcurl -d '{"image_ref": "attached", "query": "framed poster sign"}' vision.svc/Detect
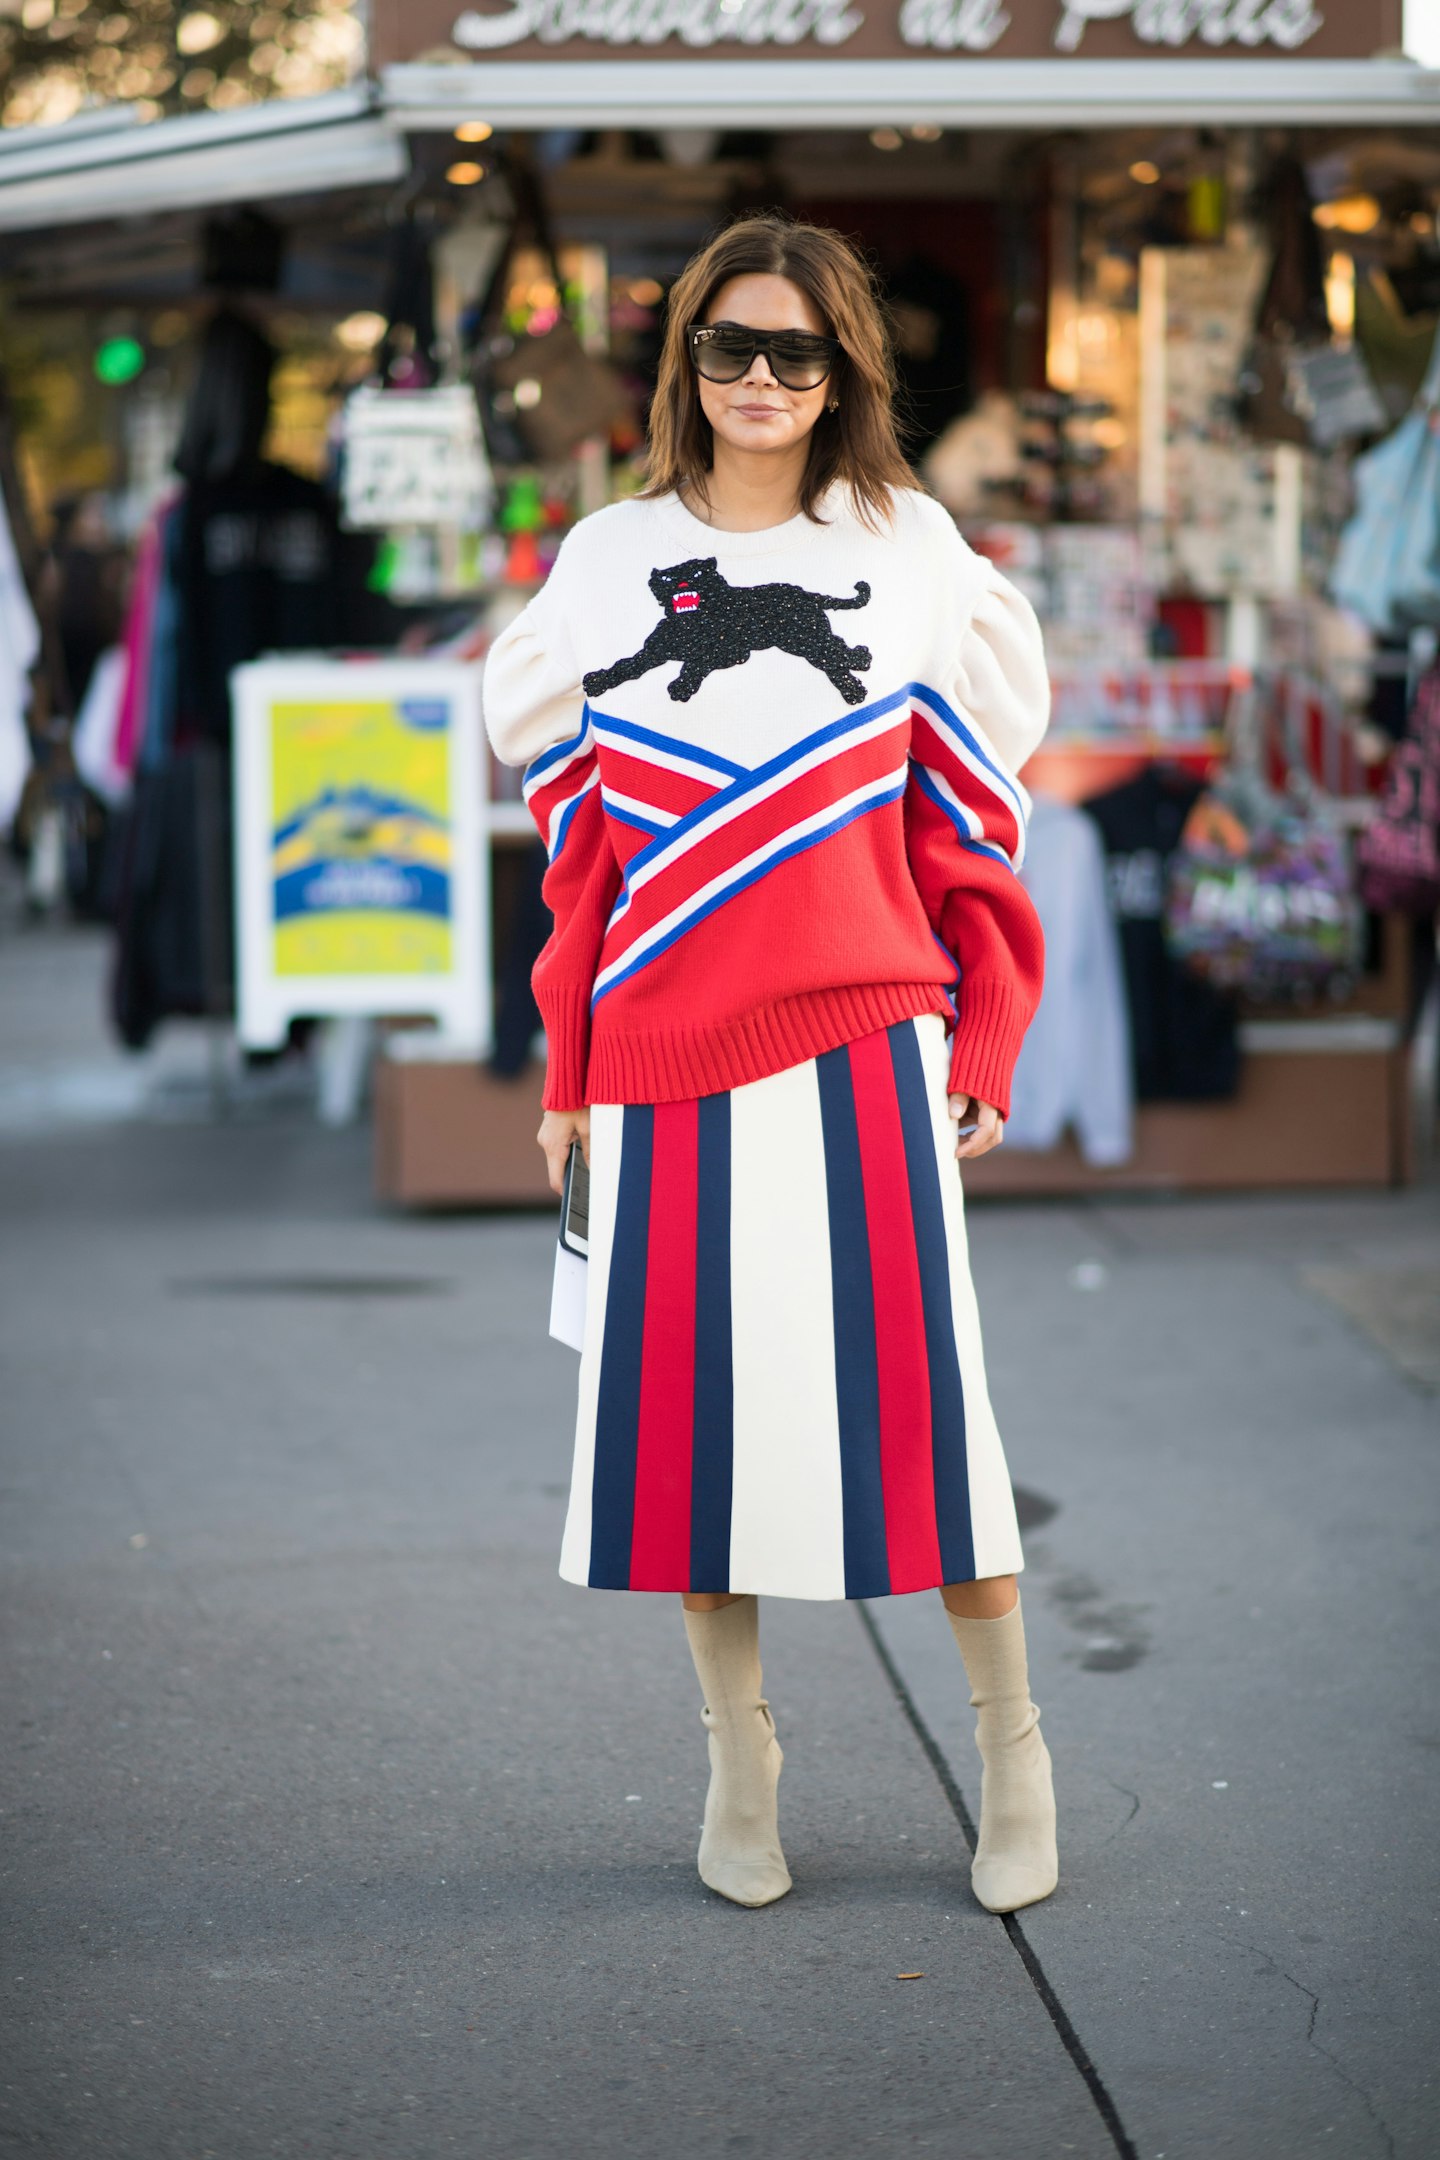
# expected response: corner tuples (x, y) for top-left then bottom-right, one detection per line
(232, 658), (489, 1051)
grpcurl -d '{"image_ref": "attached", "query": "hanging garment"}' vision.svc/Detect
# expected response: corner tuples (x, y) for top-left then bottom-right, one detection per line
(55, 534), (124, 715)
(110, 742), (233, 1049)
(71, 646), (129, 806)
(561, 1012), (1024, 1601)
(885, 253), (976, 458)
(174, 462), (350, 741)
(1084, 767), (1240, 1103)
(0, 486), (40, 831)
(488, 838), (549, 1078)
(112, 502), (177, 779)
(1005, 794), (1133, 1165)
(138, 503), (184, 772)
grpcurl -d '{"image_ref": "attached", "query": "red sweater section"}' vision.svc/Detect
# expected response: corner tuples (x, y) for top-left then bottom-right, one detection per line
(526, 695), (1044, 1119)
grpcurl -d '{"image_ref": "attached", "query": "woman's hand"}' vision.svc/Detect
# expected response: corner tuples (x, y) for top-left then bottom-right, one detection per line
(949, 1093), (1004, 1161)
(538, 1106), (590, 1196)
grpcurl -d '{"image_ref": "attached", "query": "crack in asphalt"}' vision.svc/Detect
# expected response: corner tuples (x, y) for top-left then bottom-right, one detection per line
(1101, 1779), (1140, 1842)
(1219, 1934), (1397, 2160)
(856, 1601), (1139, 2160)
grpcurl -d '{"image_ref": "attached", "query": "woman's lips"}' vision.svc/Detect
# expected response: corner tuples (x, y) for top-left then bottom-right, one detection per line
(734, 402), (784, 417)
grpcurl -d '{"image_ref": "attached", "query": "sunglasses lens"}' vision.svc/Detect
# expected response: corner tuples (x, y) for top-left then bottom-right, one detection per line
(691, 328), (753, 381)
(769, 338), (833, 388)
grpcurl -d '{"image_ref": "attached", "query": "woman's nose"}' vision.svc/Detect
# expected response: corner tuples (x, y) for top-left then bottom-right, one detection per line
(744, 349), (779, 387)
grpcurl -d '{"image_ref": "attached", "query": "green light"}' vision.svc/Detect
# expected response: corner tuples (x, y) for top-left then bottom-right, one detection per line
(94, 336), (145, 386)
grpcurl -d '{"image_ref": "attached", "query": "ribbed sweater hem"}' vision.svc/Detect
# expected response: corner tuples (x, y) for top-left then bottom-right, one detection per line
(541, 976), (1033, 1117)
(582, 982), (952, 1107)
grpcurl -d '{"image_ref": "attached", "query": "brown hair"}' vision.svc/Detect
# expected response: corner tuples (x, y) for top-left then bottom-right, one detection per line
(639, 211), (918, 530)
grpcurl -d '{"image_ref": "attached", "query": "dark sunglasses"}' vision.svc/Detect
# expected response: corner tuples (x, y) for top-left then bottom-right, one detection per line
(686, 320), (840, 391)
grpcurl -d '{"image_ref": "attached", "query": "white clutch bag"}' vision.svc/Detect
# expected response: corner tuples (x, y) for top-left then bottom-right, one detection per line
(549, 1242), (587, 1352)
(548, 1139), (589, 1352)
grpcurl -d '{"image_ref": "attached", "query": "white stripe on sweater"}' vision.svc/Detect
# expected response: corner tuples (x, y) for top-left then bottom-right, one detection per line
(908, 684), (1032, 858)
(541, 764), (599, 857)
(601, 786), (680, 829)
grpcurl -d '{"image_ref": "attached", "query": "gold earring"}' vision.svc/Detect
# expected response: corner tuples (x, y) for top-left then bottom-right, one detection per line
(827, 397), (840, 412)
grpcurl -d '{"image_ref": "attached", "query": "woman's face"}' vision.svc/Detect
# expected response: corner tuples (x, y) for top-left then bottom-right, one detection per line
(697, 273), (833, 460)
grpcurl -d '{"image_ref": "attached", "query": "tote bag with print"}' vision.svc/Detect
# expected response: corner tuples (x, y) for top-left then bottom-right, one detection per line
(1331, 327), (1440, 635)
(1356, 667), (1440, 918)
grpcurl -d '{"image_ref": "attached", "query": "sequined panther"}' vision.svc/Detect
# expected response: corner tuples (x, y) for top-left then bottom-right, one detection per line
(582, 558), (873, 706)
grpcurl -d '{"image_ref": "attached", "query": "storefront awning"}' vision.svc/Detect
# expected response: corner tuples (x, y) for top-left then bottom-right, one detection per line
(0, 89), (408, 236)
(382, 56), (1440, 131)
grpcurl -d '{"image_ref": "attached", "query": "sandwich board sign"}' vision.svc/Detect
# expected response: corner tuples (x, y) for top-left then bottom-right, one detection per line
(232, 657), (488, 1051)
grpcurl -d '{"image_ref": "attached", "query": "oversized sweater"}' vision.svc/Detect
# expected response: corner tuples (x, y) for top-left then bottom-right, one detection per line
(482, 482), (1050, 1117)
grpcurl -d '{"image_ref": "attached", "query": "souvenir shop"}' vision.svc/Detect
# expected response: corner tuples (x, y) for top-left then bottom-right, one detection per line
(1, 11), (1437, 1199)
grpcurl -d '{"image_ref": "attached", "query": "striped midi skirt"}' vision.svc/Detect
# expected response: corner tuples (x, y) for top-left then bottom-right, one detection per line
(561, 1010), (1024, 1601)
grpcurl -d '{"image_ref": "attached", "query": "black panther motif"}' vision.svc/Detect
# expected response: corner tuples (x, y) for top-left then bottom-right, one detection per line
(582, 558), (873, 707)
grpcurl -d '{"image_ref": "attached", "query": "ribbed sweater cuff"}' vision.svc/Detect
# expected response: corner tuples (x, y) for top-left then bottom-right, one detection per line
(947, 977), (1030, 1123)
(537, 984), (592, 1112)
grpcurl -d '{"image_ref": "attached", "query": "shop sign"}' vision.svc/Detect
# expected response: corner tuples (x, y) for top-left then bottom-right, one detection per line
(232, 659), (489, 1051)
(341, 386), (493, 532)
(375, 0), (1394, 62)
(1050, 0), (1322, 53)
(449, 0), (1318, 50)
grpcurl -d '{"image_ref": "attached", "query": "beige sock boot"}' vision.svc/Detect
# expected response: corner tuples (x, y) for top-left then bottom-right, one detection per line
(946, 1595), (1058, 1915)
(682, 1596), (792, 1909)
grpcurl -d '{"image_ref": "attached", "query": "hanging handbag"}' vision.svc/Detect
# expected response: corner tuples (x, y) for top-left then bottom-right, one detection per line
(1164, 778), (1364, 1002)
(1331, 325), (1440, 635)
(1237, 154), (1332, 449)
(472, 159), (633, 468)
(486, 316), (633, 465)
(1355, 666), (1440, 917)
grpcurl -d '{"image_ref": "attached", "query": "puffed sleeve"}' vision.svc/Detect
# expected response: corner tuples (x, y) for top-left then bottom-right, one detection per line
(904, 559), (1050, 1119)
(952, 559), (1051, 777)
(483, 563), (622, 1111)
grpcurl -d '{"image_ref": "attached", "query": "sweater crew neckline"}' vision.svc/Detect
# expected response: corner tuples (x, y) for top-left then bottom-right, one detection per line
(655, 483), (849, 556)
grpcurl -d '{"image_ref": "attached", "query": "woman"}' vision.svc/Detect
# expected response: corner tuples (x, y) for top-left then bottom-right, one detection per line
(483, 213), (1057, 1917)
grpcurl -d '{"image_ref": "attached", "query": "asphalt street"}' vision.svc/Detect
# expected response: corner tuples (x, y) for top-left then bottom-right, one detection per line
(2, 920), (1438, 2160)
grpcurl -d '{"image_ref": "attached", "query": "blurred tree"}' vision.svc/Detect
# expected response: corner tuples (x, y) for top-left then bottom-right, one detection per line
(0, 0), (363, 130)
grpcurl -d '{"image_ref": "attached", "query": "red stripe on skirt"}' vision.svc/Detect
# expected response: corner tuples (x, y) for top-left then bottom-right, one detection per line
(628, 1097), (699, 1589)
(848, 1031), (944, 1594)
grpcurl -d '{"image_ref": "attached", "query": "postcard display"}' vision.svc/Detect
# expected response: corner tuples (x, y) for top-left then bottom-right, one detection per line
(1138, 242), (1336, 609)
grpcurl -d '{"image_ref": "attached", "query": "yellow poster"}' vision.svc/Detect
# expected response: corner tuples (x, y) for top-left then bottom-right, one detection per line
(269, 694), (453, 977)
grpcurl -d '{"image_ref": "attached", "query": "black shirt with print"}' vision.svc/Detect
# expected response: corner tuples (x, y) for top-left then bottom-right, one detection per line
(1083, 767), (1241, 1103)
